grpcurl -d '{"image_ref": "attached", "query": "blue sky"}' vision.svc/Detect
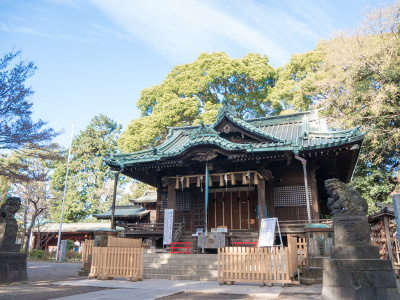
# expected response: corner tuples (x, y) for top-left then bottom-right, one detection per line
(1, 0), (384, 148)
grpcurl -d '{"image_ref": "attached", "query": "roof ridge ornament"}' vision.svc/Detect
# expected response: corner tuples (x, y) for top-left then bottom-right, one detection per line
(216, 100), (238, 121)
(190, 121), (220, 139)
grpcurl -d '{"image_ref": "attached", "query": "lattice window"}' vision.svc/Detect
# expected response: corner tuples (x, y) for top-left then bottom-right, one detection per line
(160, 192), (168, 212)
(176, 191), (191, 212)
(273, 185), (312, 207)
(273, 185), (313, 221)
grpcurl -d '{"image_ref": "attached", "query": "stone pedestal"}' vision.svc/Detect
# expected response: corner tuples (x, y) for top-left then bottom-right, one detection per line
(0, 221), (27, 284)
(322, 216), (400, 300)
(0, 252), (28, 283)
(301, 226), (333, 285)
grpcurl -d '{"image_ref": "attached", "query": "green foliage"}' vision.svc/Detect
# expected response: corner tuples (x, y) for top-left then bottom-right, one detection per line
(29, 249), (45, 260)
(272, 2), (400, 209)
(0, 176), (11, 204)
(119, 52), (278, 152)
(66, 239), (74, 251)
(50, 115), (122, 222)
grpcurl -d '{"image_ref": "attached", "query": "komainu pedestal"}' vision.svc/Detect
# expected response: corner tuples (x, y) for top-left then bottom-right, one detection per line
(0, 197), (28, 284)
(322, 179), (400, 300)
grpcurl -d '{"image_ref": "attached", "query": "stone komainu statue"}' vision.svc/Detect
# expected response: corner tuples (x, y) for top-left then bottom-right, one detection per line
(0, 197), (21, 222)
(324, 178), (368, 216)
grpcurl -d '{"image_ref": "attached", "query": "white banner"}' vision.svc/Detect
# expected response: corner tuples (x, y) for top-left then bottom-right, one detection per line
(163, 209), (174, 245)
(258, 218), (277, 247)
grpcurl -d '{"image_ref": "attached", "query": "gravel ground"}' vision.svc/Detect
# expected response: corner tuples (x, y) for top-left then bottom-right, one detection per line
(0, 261), (111, 300)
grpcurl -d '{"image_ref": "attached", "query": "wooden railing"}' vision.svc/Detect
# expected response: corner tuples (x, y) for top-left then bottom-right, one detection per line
(218, 246), (299, 285)
(173, 222), (184, 242)
(89, 246), (144, 281)
(233, 242), (258, 249)
(81, 239), (94, 264)
(169, 242), (192, 254)
(108, 236), (142, 247)
(125, 222), (183, 235)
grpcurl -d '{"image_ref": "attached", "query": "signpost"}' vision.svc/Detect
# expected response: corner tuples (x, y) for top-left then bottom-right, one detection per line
(163, 209), (174, 245)
(258, 217), (283, 248)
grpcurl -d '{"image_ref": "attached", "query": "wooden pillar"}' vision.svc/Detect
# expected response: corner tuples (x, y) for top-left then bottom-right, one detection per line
(267, 181), (275, 218)
(156, 188), (161, 223)
(310, 166), (320, 220)
(257, 178), (266, 220)
(167, 179), (176, 241)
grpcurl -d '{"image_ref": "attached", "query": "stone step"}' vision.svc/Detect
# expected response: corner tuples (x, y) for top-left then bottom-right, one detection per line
(305, 257), (324, 268)
(144, 257), (218, 264)
(302, 267), (323, 278)
(143, 274), (217, 281)
(144, 262), (218, 270)
(144, 268), (218, 277)
(143, 253), (218, 281)
(300, 277), (323, 285)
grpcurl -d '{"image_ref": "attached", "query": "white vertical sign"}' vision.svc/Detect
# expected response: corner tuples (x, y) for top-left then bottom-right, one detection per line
(163, 209), (174, 245)
(258, 218), (277, 247)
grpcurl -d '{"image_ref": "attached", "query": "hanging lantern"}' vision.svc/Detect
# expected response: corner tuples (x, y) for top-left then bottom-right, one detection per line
(209, 175), (212, 187)
(219, 175), (224, 187)
(197, 175), (200, 187)
(231, 173), (236, 185)
(175, 177), (179, 189)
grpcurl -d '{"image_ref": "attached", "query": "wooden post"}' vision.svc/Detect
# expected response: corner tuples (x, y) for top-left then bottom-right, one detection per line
(257, 178), (266, 220)
(156, 187), (161, 223)
(167, 179), (176, 241)
(310, 166), (320, 220)
(267, 181), (274, 218)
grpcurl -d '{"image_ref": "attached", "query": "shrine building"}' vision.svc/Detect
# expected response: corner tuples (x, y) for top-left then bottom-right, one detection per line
(104, 104), (364, 243)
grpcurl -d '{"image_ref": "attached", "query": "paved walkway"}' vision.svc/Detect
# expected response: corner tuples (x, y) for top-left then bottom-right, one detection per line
(54, 279), (322, 300)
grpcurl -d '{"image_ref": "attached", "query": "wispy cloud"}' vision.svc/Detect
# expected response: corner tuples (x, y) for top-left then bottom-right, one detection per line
(89, 0), (339, 66)
(90, 0), (294, 65)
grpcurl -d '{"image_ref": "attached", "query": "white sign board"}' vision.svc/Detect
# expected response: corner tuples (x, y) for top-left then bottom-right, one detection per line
(258, 218), (277, 247)
(163, 209), (174, 245)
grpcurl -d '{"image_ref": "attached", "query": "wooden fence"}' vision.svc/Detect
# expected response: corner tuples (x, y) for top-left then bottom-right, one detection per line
(82, 239), (94, 264)
(89, 246), (144, 281)
(218, 235), (306, 285)
(108, 236), (142, 247)
(218, 246), (297, 285)
(287, 234), (307, 275)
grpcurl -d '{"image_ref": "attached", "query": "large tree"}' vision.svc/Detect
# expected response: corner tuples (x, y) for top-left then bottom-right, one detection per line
(50, 115), (122, 222)
(119, 52), (278, 152)
(273, 2), (400, 208)
(0, 50), (58, 179)
(8, 143), (62, 253)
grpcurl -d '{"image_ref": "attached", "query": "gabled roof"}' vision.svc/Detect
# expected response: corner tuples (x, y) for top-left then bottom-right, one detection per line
(94, 205), (149, 219)
(33, 223), (124, 233)
(105, 104), (365, 168)
(131, 190), (157, 203)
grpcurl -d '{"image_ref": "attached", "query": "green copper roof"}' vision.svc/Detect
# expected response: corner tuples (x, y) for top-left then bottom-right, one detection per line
(94, 205), (149, 219)
(106, 105), (365, 168)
